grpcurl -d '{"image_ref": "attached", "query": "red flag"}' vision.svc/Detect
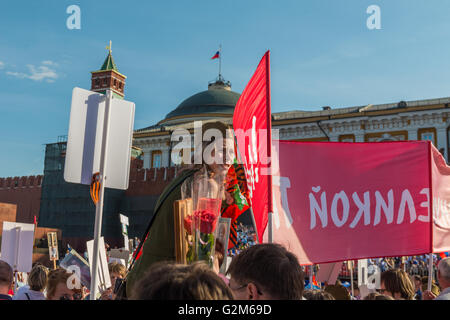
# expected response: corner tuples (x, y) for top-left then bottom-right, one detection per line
(33, 215), (37, 227)
(439, 252), (447, 259)
(233, 51), (272, 243)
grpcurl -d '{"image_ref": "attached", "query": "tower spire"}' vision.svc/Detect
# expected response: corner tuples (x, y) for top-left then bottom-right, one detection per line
(106, 40), (112, 54)
(90, 41), (127, 99)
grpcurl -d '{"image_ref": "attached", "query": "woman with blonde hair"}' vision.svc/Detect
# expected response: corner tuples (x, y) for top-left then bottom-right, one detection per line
(13, 264), (49, 300)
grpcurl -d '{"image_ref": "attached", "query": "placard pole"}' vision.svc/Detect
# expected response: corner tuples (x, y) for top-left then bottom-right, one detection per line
(427, 254), (433, 292)
(350, 261), (354, 299)
(13, 227), (21, 293)
(90, 90), (113, 300)
(268, 212), (273, 243)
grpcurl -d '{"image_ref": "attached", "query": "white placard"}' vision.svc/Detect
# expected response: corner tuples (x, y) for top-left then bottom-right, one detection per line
(64, 87), (135, 190)
(86, 237), (111, 293)
(109, 248), (130, 267)
(358, 259), (368, 287)
(119, 214), (129, 226)
(0, 222), (35, 272)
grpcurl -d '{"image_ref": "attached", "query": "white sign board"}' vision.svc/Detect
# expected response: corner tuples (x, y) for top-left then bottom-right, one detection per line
(64, 87), (135, 190)
(86, 237), (111, 293)
(108, 248), (130, 267)
(0, 222), (35, 272)
(358, 259), (369, 287)
(119, 214), (129, 226)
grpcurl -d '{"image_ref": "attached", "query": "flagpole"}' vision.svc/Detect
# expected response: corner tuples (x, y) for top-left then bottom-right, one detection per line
(265, 51), (273, 244)
(219, 44), (222, 78)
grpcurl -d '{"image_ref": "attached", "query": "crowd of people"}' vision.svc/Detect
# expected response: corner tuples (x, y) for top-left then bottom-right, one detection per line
(1, 243), (449, 301)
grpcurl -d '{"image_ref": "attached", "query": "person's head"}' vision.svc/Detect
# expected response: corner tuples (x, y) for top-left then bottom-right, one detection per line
(108, 262), (127, 289)
(28, 264), (49, 292)
(363, 292), (395, 300)
(132, 262), (233, 300)
(380, 269), (415, 300)
(46, 268), (81, 300)
(303, 289), (335, 300)
(421, 276), (440, 296)
(0, 260), (13, 295)
(412, 275), (422, 291)
(437, 257), (450, 290)
(324, 283), (351, 300)
(192, 121), (235, 177)
(226, 243), (304, 300)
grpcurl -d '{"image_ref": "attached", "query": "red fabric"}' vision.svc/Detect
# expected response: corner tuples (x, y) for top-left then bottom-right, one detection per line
(265, 140), (446, 264)
(233, 51), (272, 243)
(431, 146), (450, 254)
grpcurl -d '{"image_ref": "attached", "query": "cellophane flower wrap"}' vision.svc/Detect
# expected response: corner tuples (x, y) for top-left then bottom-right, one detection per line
(181, 166), (224, 267)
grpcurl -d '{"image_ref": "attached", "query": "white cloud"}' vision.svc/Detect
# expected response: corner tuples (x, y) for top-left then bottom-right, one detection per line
(41, 60), (58, 67)
(6, 71), (27, 78)
(6, 61), (59, 83)
(0, 61), (4, 69)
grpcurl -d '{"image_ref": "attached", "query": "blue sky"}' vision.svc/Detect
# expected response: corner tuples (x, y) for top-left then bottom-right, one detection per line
(1, 0), (450, 177)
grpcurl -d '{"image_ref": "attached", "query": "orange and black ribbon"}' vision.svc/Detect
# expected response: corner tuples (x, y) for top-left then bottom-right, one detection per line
(90, 172), (100, 205)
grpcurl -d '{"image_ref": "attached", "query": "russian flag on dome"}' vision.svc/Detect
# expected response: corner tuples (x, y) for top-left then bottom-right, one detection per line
(211, 51), (220, 60)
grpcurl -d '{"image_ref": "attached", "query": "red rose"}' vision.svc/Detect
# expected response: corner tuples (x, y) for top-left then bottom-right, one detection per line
(194, 210), (219, 234)
(184, 215), (193, 235)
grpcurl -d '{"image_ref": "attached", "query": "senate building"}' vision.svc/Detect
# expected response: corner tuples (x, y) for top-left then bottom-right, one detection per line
(1, 47), (449, 255)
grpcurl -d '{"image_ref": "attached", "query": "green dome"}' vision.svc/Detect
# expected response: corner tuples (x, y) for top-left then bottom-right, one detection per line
(162, 80), (240, 122)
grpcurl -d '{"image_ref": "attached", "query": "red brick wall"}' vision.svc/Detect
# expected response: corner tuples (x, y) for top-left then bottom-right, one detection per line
(0, 176), (42, 224)
(126, 166), (178, 196)
(0, 203), (17, 236)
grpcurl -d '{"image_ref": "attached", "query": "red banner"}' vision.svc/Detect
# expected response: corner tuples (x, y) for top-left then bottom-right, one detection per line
(264, 140), (450, 264)
(233, 51), (272, 243)
(431, 146), (450, 253)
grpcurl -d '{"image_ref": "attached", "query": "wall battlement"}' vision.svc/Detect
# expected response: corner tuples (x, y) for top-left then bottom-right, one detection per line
(0, 175), (43, 189)
(127, 166), (181, 196)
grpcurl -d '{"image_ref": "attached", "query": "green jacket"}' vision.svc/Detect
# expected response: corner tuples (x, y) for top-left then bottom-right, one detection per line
(126, 169), (196, 297)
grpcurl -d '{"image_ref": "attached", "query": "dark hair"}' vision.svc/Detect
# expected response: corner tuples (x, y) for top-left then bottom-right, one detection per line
(363, 292), (394, 300)
(380, 269), (415, 300)
(132, 262), (233, 300)
(324, 284), (350, 300)
(226, 243), (304, 300)
(303, 289), (335, 300)
(0, 261), (13, 287)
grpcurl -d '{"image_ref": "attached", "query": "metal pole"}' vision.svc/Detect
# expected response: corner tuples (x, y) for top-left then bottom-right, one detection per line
(90, 90), (113, 300)
(427, 254), (433, 292)
(13, 227), (21, 294)
(350, 261), (354, 299)
(219, 44), (222, 77)
(268, 212), (273, 243)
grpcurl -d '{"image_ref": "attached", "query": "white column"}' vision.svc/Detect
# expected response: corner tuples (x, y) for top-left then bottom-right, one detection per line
(161, 148), (170, 168)
(143, 149), (151, 169)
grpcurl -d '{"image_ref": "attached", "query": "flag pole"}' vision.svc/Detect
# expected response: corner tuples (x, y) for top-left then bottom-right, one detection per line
(427, 254), (433, 292)
(265, 50), (273, 244)
(350, 261), (355, 299)
(219, 44), (222, 78)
